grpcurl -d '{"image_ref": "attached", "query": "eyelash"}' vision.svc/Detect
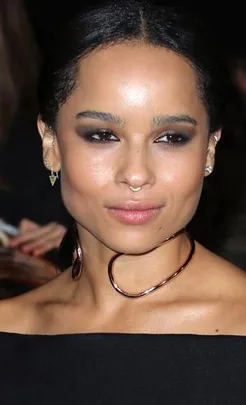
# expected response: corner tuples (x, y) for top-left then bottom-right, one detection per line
(81, 129), (191, 146)
(83, 130), (118, 143)
(154, 131), (190, 146)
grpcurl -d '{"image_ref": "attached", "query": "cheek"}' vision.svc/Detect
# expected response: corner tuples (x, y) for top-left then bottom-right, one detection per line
(158, 147), (206, 203)
(58, 145), (113, 224)
(155, 147), (206, 231)
(58, 139), (114, 200)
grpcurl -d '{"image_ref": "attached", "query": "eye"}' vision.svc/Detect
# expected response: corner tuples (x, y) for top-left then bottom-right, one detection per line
(154, 131), (190, 145)
(82, 129), (119, 143)
(92, 130), (118, 142)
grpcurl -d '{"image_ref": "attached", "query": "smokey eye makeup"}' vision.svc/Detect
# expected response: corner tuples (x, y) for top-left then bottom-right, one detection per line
(75, 126), (195, 146)
(76, 127), (119, 143)
(154, 130), (194, 146)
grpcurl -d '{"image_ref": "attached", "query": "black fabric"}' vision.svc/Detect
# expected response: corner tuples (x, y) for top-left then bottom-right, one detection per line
(0, 332), (246, 404)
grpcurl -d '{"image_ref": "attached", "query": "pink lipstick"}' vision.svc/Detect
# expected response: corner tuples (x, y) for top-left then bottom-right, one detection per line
(106, 202), (162, 225)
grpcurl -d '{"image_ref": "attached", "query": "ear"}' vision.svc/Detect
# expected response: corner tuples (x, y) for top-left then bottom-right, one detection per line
(205, 130), (221, 177)
(37, 116), (61, 172)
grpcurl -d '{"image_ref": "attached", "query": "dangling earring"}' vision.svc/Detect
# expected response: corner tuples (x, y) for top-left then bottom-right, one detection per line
(205, 165), (213, 175)
(44, 137), (59, 186)
(72, 239), (83, 280)
(49, 170), (59, 186)
(43, 158), (59, 186)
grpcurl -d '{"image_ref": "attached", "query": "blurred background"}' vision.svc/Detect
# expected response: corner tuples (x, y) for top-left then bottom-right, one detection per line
(1, 2), (246, 297)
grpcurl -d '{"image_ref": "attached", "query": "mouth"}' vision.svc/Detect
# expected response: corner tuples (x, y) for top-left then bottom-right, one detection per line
(106, 202), (163, 225)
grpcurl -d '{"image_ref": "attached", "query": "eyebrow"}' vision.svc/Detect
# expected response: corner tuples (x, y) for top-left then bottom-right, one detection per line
(76, 110), (197, 127)
(152, 114), (197, 127)
(76, 110), (124, 126)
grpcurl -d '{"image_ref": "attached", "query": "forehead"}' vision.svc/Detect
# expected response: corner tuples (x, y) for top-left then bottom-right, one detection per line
(62, 43), (207, 122)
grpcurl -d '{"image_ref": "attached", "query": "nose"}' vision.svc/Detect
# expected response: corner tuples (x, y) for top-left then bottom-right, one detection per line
(115, 144), (155, 190)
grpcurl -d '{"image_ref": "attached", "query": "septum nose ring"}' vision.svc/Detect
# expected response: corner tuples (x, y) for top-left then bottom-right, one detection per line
(129, 185), (142, 192)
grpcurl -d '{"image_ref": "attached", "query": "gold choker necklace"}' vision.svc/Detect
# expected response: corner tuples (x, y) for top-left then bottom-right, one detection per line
(107, 229), (195, 298)
(72, 228), (195, 299)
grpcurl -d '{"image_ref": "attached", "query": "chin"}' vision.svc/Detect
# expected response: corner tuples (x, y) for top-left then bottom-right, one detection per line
(104, 235), (161, 256)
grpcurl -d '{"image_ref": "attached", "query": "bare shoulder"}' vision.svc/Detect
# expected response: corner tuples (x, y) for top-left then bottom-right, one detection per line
(0, 269), (73, 334)
(194, 244), (246, 335)
(196, 243), (246, 291)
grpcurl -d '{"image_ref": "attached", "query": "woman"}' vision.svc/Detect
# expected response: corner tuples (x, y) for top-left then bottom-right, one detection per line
(0, 2), (245, 403)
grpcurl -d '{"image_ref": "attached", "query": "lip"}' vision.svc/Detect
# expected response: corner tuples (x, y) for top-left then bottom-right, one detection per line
(106, 201), (163, 225)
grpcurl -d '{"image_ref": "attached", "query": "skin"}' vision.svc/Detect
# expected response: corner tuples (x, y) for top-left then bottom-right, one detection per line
(8, 218), (66, 256)
(1, 42), (246, 336)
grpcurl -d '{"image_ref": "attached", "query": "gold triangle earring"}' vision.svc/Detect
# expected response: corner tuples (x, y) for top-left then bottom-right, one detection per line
(43, 158), (59, 186)
(44, 137), (59, 186)
(49, 170), (59, 186)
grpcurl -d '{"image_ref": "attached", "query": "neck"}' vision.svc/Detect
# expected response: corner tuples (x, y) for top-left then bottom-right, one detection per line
(72, 227), (192, 309)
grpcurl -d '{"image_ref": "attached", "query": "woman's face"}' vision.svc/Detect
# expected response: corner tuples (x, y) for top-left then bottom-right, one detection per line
(41, 43), (217, 254)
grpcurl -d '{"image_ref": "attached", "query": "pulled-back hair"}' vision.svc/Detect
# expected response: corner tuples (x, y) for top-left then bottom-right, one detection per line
(38, 2), (225, 133)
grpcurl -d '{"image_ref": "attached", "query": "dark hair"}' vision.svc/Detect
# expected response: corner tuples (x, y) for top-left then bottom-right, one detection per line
(37, 2), (227, 269)
(38, 2), (225, 132)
